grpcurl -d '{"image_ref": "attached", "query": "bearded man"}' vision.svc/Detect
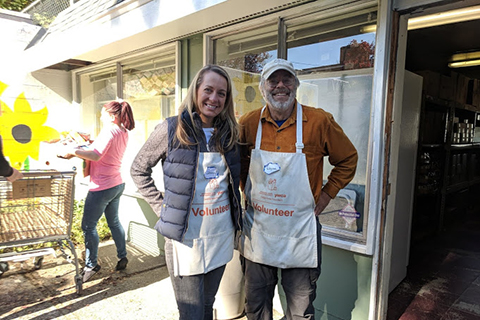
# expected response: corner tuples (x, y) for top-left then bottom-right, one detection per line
(238, 58), (358, 320)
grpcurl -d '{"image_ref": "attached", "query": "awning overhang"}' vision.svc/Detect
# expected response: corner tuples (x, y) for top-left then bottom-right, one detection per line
(22, 0), (312, 72)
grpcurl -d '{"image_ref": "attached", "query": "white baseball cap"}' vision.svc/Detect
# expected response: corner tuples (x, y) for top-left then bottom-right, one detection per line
(261, 58), (297, 80)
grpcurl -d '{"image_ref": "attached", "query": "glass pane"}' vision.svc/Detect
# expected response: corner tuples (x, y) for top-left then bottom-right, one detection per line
(122, 50), (176, 193)
(123, 51), (176, 141)
(215, 24), (278, 118)
(79, 66), (117, 136)
(289, 9), (377, 240)
(287, 9), (376, 73)
(215, 24), (278, 73)
(298, 70), (372, 239)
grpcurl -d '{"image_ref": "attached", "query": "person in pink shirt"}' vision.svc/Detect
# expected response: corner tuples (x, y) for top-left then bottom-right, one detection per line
(60, 101), (135, 282)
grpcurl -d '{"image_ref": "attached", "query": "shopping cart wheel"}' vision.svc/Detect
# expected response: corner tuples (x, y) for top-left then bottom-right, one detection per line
(34, 257), (44, 270)
(0, 262), (8, 277)
(75, 276), (83, 294)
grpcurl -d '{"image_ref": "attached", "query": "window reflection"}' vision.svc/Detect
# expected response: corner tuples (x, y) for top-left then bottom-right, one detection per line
(214, 24), (278, 73)
(289, 35), (375, 73)
(123, 51), (176, 141)
(79, 67), (117, 135)
(214, 24), (278, 117)
(121, 50), (176, 193)
(287, 9), (377, 73)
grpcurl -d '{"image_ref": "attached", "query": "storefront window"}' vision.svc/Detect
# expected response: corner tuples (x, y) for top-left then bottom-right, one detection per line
(209, 7), (377, 247)
(288, 9), (377, 242)
(299, 71), (372, 241)
(76, 46), (177, 193)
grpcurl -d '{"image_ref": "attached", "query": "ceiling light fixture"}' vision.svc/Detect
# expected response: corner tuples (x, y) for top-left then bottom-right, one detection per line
(448, 51), (480, 68)
(360, 4), (480, 33)
(408, 5), (480, 30)
(448, 59), (480, 68)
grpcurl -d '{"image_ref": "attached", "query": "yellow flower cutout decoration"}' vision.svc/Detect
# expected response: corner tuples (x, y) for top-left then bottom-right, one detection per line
(0, 80), (59, 169)
(232, 72), (264, 118)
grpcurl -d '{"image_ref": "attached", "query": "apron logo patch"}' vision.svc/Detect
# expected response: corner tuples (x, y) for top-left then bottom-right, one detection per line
(267, 178), (277, 191)
(204, 166), (219, 179)
(263, 162), (281, 175)
(207, 179), (219, 190)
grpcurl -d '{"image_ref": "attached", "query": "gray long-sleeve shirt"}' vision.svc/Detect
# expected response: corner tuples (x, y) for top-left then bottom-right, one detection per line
(130, 121), (169, 216)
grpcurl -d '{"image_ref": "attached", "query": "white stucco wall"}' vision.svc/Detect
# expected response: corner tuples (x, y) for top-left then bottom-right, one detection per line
(0, 10), (77, 171)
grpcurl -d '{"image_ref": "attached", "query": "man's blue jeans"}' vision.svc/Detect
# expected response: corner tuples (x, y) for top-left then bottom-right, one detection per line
(82, 183), (127, 269)
(164, 238), (226, 320)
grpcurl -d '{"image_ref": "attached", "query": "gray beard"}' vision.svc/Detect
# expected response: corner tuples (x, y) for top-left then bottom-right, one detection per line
(265, 91), (296, 111)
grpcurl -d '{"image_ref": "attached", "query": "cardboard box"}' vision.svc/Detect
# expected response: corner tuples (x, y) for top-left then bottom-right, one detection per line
(416, 70), (440, 98)
(439, 75), (454, 101)
(466, 79), (475, 105)
(12, 179), (51, 200)
(472, 79), (480, 109)
(452, 71), (470, 104)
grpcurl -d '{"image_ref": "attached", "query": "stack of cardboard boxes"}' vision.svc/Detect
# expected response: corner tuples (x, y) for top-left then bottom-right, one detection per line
(416, 70), (480, 109)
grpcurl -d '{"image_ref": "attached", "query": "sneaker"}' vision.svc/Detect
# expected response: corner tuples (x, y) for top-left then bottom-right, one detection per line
(82, 264), (101, 283)
(116, 257), (128, 271)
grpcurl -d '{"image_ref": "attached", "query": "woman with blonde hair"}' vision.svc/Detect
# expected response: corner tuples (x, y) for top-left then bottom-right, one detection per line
(131, 65), (241, 320)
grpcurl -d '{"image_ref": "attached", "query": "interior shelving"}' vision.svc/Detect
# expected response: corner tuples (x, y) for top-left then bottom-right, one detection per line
(413, 94), (480, 242)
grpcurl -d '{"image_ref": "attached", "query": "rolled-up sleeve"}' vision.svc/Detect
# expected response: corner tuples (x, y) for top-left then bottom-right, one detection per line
(322, 113), (358, 199)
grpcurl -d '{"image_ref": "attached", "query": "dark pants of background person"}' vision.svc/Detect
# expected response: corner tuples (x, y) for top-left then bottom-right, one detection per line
(164, 238), (226, 320)
(82, 183), (127, 269)
(242, 219), (322, 320)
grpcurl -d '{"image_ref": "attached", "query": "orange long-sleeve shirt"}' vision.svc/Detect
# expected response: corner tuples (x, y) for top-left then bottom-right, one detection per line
(239, 102), (358, 203)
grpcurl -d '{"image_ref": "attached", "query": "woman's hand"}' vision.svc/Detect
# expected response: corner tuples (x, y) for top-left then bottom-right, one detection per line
(6, 168), (23, 182)
(57, 146), (77, 160)
(57, 153), (76, 160)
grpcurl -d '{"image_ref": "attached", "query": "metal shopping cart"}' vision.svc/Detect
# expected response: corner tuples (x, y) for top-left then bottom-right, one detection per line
(0, 170), (82, 294)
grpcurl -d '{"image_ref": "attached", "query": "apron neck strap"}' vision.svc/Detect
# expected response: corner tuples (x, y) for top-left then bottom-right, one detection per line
(295, 102), (304, 153)
(255, 103), (304, 153)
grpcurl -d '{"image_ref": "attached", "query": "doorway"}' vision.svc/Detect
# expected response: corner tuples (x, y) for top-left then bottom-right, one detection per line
(387, 8), (480, 320)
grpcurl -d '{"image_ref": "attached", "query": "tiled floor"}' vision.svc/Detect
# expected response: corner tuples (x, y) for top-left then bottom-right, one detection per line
(387, 212), (480, 320)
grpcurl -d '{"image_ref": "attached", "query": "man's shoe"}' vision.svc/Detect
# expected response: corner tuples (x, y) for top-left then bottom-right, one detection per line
(82, 264), (101, 283)
(116, 257), (128, 271)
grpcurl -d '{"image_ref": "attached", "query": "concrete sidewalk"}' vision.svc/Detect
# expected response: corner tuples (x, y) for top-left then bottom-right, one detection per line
(0, 240), (284, 320)
(0, 240), (179, 319)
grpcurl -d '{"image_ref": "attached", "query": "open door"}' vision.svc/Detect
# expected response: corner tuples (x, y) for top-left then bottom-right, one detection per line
(388, 70), (422, 292)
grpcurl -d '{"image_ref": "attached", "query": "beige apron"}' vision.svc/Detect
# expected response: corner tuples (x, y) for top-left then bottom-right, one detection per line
(241, 103), (317, 268)
(172, 152), (234, 276)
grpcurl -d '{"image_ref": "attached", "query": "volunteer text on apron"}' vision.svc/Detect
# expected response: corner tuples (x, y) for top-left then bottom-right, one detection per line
(241, 103), (317, 268)
(172, 152), (234, 276)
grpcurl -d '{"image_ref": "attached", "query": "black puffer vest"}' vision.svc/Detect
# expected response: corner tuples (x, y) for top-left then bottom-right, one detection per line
(154, 110), (242, 242)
